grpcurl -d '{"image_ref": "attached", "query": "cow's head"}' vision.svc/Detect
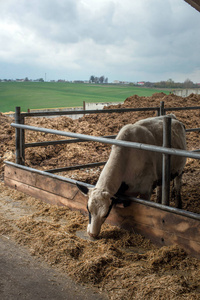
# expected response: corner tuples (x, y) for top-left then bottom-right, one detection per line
(77, 184), (114, 238)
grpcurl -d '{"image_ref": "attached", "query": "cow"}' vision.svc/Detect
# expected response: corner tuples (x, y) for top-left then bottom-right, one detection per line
(77, 114), (186, 238)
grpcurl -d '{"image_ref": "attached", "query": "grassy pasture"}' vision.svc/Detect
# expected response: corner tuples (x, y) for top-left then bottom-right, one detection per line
(0, 82), (169, 113)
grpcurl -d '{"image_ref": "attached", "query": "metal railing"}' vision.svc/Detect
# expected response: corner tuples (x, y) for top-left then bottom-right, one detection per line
(11, 123), (200, 159)
(14, 102), (200, 164)
(12, 102), (200, 208)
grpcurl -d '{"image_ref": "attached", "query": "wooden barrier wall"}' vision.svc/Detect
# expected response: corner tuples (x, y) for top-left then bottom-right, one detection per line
(4, 162), (200, 259)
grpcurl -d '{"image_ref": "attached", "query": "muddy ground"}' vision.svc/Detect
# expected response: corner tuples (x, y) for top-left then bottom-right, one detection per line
(0, 92), (200, 299)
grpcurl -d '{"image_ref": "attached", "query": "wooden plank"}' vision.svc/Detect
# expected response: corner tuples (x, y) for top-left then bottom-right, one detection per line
(113, 202), (200, 243)
(122, 221), (200, 259)
(35, 173), (78, 200)
(110, 204), (200, 259)
(5, 164), (78, 200)
(5, 164), (36, 186)
(4, 178), (88, 214)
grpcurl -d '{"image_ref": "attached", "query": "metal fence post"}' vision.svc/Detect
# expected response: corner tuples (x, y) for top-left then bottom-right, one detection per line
(15, 107), (21, 164)
(160, 101), (165, 116)
(20, 116), (25, 165)
(162, 116), (171, 206)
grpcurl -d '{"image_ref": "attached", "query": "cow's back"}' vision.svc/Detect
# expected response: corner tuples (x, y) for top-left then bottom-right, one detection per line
(114, 115), (186, 196)
(118, 114), (186, 149)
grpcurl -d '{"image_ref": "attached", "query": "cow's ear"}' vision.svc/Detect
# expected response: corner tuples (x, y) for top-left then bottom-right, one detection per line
(76, 183), (89, 195)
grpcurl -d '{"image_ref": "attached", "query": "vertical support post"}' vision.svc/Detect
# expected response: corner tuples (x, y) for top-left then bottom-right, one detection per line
(83, 101), (86, 110)
(162, 116), (171, 206)
(20, 116), (25, 165)
(15, 107), (21, 164)
(160, 101), (165, 116)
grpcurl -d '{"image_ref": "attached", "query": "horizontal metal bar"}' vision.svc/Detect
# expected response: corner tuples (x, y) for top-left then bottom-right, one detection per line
(21, 107), (159, 117)
(165, 106), (200, 112)
(186, 128), (200, 132)
(5, 161), (200, 221)
(46, 161), (106, 173)
(24, 129), (199, 148)
(20, 106), (200, 118)
(24, 135), (116, 148)
(11, 123), (200, 159)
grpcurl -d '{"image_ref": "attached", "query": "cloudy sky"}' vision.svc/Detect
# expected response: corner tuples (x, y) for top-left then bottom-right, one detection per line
(0, 0), (200, 83)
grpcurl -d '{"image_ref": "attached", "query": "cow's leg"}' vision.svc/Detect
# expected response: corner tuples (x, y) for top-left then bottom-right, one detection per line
(171, 174), (182, 209)
(156, 186), (162, 204)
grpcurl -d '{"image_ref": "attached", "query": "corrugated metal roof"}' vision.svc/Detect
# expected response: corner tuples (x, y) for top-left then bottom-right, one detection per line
(184, 0), (200, 12)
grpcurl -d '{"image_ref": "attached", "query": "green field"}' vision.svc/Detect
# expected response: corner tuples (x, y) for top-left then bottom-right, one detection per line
(0, 82), (169, 113)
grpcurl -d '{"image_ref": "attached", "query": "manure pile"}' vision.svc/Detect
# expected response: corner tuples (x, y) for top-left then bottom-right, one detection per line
(0, 92), (200, 299)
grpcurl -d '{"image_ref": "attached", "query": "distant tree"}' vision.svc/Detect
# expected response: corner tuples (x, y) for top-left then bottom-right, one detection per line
(89, 75), (108, 84)
(144, 81), (153, 87)
(39, 78), (44, 82)
(99, 76), (104, 84)
(90, 75), (95, 83)
(183, 78), (194, 88)
(24, 77), (29, 81)
(166, 78), (175, 88)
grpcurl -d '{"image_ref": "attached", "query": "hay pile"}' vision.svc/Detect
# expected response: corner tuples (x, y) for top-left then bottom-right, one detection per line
(0, 182), (199, 299)
(0, 92), (200, 299)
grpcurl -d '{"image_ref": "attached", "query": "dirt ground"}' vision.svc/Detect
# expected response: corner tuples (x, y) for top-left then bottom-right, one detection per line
(0, 92), (200, 299)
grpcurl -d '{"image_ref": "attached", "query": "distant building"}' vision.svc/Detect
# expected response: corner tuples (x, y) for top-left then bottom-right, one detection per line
(16, 79), (25, 82)
(113, 80), (130, 85)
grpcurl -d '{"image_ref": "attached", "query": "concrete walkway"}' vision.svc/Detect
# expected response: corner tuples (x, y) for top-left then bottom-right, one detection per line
(0, 236), (107, 300)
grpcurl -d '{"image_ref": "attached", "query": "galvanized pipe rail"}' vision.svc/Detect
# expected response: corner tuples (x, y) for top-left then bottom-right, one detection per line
(166, 106), (200, 112)
(23, 129), (200, 148)
(24, 135), (116, 148)
(20, 106), (160, 117)
(18, 104), (200, 118)
(11, 123), (200, 160)
(46, 161), (106, 174)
